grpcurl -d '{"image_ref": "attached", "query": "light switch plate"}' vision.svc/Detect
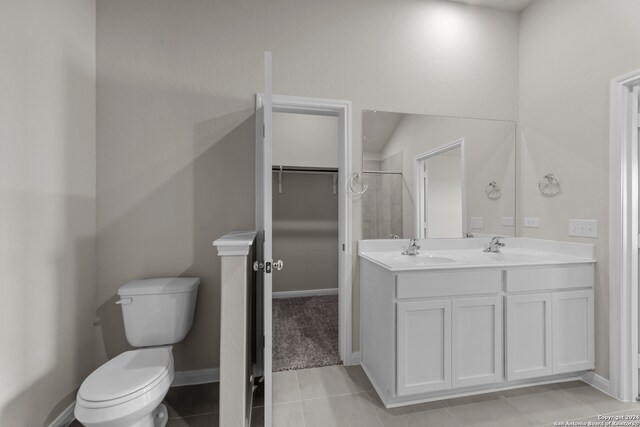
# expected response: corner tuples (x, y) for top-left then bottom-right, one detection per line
(470, 217), (484, 230)
(569, 219), (598, 238)
(524, 217), (539, 228)
(501, 217), (515, 227)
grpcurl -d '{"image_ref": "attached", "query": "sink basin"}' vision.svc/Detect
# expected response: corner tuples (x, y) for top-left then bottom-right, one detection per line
(481, 249), (551, 263)
(376, 252), (459, 267)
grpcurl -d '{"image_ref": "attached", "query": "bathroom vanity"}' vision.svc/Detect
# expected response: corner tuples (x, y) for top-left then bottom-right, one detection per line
(359, 238), (595, 408)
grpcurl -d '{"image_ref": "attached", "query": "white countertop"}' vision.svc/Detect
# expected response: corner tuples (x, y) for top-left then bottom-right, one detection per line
(358, 237), (595, 272)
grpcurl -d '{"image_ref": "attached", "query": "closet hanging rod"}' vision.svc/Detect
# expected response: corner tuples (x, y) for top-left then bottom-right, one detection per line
(362, 170), (403, 175)
(271, 166), (338, 175)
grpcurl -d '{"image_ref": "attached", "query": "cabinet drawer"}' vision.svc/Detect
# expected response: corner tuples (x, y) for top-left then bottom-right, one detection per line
(397, 270), (502, 299)
(505, 265), (594, 292)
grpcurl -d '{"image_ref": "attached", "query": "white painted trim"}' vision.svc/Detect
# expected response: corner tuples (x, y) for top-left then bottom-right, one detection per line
(213, 230), (257, 256)
(610, 68), (640, 402)
(581, 371), (611, 396)
(172, 367), (220, 387)
(272, 288), (338, 299)
(349, 351), (362, 364)
(47, 402), (75, 427)
(256, 51), (274, 427)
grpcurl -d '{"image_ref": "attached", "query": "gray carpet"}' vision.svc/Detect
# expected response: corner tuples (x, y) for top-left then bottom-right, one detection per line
(272, 295), (342, 372)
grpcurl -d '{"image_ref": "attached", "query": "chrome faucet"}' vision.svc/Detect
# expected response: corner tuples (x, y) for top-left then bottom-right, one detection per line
(402, 238), (421, 256)
(484, 236), (506, 253)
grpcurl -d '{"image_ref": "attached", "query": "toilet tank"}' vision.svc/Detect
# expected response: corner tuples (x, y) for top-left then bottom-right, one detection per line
(117, 277), (200, 347)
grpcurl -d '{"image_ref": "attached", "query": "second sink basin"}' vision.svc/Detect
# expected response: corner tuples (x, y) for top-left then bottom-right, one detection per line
(378, 252), (459, 267)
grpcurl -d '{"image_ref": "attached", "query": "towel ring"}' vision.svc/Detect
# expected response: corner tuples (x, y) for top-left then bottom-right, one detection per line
(538, 173), (561, 196)
(485, 181), (501, 200)
(349, 173), (368, 194)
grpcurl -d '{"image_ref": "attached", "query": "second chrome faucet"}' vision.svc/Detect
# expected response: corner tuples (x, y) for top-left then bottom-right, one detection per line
(484, 236), (506, 253)
(402, 238), (421, 256)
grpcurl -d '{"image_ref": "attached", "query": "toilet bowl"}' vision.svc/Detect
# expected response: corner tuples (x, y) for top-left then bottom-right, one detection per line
(75, 278), (199, 427)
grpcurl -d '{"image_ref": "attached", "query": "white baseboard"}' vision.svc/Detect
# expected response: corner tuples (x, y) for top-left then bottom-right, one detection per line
(581, 371), (611, 396)
(348, 351), (361, 365)
(48, 401), (76, 427)
(272, 288), (338, 299)
(172, 367), (220, 387)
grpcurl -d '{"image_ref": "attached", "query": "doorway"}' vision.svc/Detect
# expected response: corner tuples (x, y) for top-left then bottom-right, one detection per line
(271, 112), (341, 372)
(255, 90), (353, 427)
(610, 69), (640, 402)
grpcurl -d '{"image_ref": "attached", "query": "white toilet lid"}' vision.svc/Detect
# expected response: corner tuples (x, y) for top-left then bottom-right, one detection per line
(79, 348), (172, 403)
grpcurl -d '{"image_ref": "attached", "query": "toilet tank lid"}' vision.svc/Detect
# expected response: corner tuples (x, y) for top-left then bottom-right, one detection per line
(118, 277), (200, 296)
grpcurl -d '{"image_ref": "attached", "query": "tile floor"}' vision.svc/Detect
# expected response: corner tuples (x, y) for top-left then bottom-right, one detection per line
(68, 382), (222, 427)
(69, 365), (640, 426)
(268, 365), (640, 427)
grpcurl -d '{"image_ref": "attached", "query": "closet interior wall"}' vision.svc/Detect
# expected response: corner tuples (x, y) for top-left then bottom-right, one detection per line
(272, 171), (338, 293)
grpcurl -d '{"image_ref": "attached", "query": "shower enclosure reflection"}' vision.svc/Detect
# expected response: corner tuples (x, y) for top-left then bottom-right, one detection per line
(362, 152), (403, 239)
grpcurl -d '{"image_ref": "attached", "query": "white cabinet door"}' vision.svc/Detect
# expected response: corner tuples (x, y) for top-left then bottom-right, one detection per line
(452, 296), (503, 388)
(397, 299), (451, 396)
(552, 290), (594, 373)
(506, 293), (552, 380)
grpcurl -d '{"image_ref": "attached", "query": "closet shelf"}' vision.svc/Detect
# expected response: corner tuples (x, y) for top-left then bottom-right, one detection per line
(272, 165), (338, 174)
(273, 219), (338, 234)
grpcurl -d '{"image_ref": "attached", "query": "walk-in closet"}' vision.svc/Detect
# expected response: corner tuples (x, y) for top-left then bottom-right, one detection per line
(270, 112), (341, 372)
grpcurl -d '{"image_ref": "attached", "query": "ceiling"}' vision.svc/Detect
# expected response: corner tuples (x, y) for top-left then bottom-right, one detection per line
(362, 111), (404, 154)
(446, 0), (536, 12)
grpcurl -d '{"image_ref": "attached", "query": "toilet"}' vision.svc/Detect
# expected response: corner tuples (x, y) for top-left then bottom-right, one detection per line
(74, 277), (200, 427)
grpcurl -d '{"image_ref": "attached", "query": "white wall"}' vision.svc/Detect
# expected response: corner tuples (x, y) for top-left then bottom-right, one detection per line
(273, 113), (339, 168)
(0, 1), (96, 425)
(96, 0), (518, 367)
(519, 0), (640, 379)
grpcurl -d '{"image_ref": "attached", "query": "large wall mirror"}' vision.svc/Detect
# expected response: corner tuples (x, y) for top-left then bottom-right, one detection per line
(362, 111), (516, 239)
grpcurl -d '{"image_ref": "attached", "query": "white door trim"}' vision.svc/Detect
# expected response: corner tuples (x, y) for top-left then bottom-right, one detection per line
(610, 68), (640, 402)
(256, 93), (354, 365)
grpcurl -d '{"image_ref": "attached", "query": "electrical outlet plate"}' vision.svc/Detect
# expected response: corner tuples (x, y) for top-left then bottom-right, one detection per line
(470, 217), (484, 230)
(524, 217), (539, 228)
(501, 217), (515, 227)
(569, 219), (598, 238)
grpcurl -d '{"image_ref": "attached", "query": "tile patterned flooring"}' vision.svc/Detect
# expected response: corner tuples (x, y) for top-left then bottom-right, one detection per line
(268, 365), (640, 427)
(70, 365), (640, 426)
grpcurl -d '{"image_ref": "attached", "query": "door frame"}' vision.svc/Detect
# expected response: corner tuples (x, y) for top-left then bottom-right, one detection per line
(610, 68), (640, 401)
(413, 139), (467, 239)
(255, 93), (354, 365)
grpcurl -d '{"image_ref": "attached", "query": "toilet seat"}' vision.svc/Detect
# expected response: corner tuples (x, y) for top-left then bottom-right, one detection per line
(78, 347), (173, 409)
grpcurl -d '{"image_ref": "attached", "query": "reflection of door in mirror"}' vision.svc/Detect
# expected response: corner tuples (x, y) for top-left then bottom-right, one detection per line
(362, 111), (516, 239)
(415, 140), (465, 238)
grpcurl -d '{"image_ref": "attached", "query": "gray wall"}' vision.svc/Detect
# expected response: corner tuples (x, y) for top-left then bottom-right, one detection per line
(96, 0), (519, 369)
(0, 1), (96, 425)
(519, 0), (640, 379)
(273, 112), (339, 168)
(273, 173), (339, 292)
